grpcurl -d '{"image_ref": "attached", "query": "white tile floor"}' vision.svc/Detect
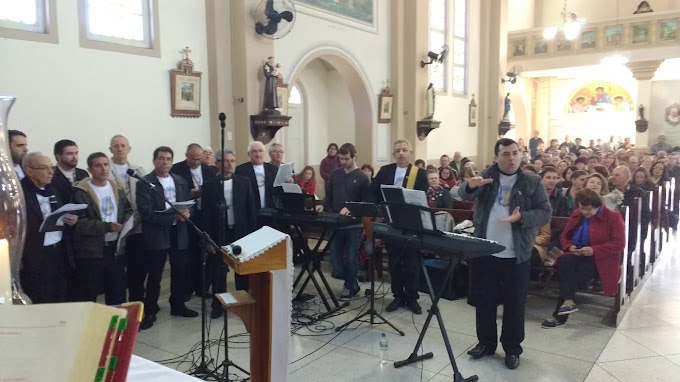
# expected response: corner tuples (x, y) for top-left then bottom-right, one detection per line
(132, 236), (680, 382)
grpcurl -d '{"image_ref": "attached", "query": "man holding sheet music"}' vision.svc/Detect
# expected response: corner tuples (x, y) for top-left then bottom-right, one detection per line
(72, 152), (131, 305)
(202, 148), (258, 318)
(316, 143), (372, 300)
(373, 139), (428, 314)
(134, 146), (198, 330)
(458, 138), (551, 370)
(20, 152), (79, 303)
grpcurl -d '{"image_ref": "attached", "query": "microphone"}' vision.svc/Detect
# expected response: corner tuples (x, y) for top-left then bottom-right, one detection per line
(218, 112), (226, 129)
(224, 244), (241, 255)
(127, 169), (155, 188)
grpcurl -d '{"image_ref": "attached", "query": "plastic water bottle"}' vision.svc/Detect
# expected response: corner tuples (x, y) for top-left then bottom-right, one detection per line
(379, 332), (389, 365)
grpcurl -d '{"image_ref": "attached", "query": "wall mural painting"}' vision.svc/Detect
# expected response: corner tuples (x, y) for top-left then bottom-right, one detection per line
(296, 0), (374, 25)
(567, 82), (634, 113)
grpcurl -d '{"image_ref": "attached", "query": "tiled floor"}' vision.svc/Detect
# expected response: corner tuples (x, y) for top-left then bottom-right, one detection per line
(133, 238), (680, 381)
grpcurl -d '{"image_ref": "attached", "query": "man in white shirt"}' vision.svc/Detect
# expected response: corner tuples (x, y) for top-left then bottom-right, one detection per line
(52, 139), (89, 202)
(72, 153), (130, 305)
(20, 152), (78, 303)
(458, 138), (551, 370)
(9, 130), (28, 180)
(235, 141), (277, 211)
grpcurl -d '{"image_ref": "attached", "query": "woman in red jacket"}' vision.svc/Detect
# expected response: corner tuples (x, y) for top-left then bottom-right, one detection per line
(542, 188), (625, 328)
(295, 166), (317, 195)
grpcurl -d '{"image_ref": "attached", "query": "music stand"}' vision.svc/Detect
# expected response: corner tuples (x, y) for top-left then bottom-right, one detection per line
(335, 202), (404, 336)
(380, 202), (479, 382)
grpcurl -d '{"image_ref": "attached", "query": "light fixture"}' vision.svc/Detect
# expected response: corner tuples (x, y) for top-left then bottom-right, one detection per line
(543, 0), (583, 41)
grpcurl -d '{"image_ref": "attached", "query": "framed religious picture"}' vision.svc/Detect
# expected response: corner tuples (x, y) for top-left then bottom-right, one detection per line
(532, 36), (548, 55)
(468, 94), (477, 127)
(510, 38), (527, 57)
(170, 47), (202, 118)
(556, 36), (572, 53)
(378, 82), (393, 123)
(277, 84), (289, 116)
(632, 22), (651, 44)
(658, 18), (679, 42)
(580, 28), (597, 49)
(604, 25), (624, 47)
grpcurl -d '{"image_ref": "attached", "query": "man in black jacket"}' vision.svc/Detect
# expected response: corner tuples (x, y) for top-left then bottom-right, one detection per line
(72, 153), (130, 305)
(52, 139), (89, 202)
(202, 148), (258, 318)
(234, 141), (277, 211)
(134, 146), (198, 330)
(459, 138), (551, 370)
(20, 152), (78, 303)
(9, 130), (28, 180)
(171, 143), (218, 298)
(373, 139), (428, 314)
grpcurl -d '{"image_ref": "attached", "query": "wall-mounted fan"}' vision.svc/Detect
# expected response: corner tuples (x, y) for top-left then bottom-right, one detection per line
(420, 45), (449, 68)
(254, 0), (296, 40)
(501, 65), (523, 84)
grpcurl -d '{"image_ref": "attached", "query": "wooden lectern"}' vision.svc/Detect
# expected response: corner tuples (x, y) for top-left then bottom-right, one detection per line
(219, 227), (291, 382)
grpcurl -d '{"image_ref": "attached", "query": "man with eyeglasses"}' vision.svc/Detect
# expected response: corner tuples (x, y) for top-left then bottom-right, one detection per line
(268, 143), (285, 168)
(134, 146), (198, 330)
(171, 143), (217, 299)
(235, 141), (277, 210)
(372, 139), (428, 315)
(20, 152), (78, 303)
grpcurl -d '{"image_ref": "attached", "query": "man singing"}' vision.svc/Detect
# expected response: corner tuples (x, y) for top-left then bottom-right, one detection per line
(20, 152), (78, 303)
(458, 138), (551, 370)
(52, 139), (89, 202)
(202, 149), (258, 318)
(72, 153), (130, 305)
(134, 147), (197, 330)
(235, 141), (277, 211)
(373, 139), (428, 314)
(9, 130), (28, 180)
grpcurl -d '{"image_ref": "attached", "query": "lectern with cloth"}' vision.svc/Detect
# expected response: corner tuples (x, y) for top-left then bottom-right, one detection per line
(218, 226), (292, 382)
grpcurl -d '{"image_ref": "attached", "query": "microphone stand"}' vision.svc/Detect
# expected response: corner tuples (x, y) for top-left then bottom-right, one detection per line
(209, 113), (249, 380)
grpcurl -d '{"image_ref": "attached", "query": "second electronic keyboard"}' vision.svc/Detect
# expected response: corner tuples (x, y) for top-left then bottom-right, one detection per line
(372, 222), (505, 259)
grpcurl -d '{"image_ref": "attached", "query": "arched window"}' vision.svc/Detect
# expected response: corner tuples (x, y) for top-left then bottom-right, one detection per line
(289, 85), (302, 105)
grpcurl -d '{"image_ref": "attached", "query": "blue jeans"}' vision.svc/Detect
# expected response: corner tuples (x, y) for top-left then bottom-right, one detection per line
(330, 226), (362, 290)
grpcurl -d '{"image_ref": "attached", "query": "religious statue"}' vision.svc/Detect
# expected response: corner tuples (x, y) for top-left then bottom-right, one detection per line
(639, 104), (645, 120)
(425, 83), (435, 119)
(262, 57), (283, 113)
(502, 93), (512, 122)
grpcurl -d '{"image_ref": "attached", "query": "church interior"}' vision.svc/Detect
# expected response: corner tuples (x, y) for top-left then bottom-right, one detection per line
(2, 0), (680, 381)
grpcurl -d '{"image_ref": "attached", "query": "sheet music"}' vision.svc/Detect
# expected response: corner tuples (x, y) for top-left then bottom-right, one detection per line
(379, 185), (433, 231)
(216, 293), (238, 304)
(281, 183), (302, 194)
(274, 162), (295, 187)
(116, 215), (136, 253)
(38, 204), (88, 233)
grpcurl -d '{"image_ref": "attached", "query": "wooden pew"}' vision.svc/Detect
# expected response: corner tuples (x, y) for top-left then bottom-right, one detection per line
(628, 198), (642, 293)
(650, 186), (662, 266)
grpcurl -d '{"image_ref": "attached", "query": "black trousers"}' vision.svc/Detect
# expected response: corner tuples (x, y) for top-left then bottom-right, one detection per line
(386, 242), (420, 301)
(21, 242), (70, 304)
(168, 247), (190, 309)
(472, 255), (530, 356)
(553, 255), (598, 323)
(75, 245), (126, 305)
(128, 248), (167, 315)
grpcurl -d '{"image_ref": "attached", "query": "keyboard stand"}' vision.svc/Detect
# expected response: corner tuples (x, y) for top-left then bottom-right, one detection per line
(394, 254), (478, 382)
(292, 224), (349, 316)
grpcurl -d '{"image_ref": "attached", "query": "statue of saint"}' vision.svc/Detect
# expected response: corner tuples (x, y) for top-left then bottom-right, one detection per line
(425, 83), (435, 119)
(502, 93), (512, 122)
(262, 57), (282, 112)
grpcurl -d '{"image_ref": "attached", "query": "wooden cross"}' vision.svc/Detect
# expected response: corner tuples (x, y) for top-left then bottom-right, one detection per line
(181, 46), (192, 61)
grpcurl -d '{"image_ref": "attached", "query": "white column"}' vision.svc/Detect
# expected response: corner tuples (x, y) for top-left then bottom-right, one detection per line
(626, 60), (663, 150)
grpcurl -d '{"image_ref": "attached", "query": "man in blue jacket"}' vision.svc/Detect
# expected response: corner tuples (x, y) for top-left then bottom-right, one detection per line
(458, 138), (551, 370)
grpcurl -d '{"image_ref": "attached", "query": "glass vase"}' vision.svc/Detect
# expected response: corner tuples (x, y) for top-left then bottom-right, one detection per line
(0, 95), (29, 305)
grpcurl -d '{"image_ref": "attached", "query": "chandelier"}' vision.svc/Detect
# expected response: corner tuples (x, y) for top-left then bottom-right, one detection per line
(543, 0), (583, 41)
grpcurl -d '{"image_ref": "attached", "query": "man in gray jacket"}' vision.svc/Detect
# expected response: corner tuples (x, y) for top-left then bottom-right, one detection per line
(458, 138), (551, 370)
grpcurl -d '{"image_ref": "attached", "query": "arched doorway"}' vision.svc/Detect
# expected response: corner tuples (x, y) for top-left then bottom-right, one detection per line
(287, 47), (375, 173)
